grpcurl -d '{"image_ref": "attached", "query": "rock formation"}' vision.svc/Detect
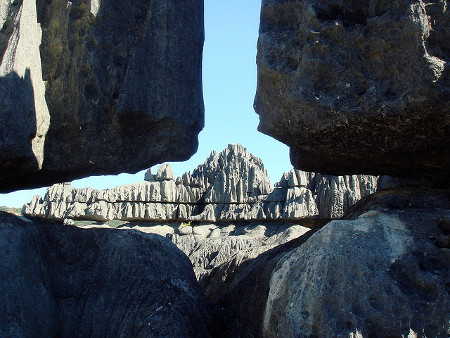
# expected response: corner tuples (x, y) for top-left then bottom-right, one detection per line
(213, 188), (450, 337)
(101, 220), (322, 281)
(0, 211), (214, 337)
(0, 0), (204, 192)
(23, 144), (385, 222)
(170, 222), (316, 280)
(255, 0), (449, 182)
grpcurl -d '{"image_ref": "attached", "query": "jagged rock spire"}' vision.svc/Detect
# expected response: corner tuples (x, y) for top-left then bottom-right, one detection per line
(23, 144), (387, 222)
(190, 144), (272, 203)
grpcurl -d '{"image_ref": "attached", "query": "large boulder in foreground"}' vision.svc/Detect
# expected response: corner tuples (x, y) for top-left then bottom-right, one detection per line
(255, 0), (449, 182)
(216, 188), (450, 336)
(0, 212), (214, 337)
(0, 0), (204, 192)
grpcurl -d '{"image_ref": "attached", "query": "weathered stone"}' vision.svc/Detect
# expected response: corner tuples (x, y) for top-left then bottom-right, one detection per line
(0, 212), (214, 337)
(156, 163), (175, 181)
(314, 174), (378, 218)
(215, 188), (450, 337)
(144, 167), (156, 182)
(255, 0), (449, 182)
(0, 0), (204, 192)
(196, 144), (273, 204)
(282, 187), (318, 218)
(24, 144), (398, 222)
(168, 222), (315, 280)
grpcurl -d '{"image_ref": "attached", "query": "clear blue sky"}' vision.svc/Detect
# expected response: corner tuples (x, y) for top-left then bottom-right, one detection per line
(0, 0), (292, 208)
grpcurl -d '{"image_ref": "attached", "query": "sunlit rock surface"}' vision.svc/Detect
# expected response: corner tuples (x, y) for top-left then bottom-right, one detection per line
(24, 144), (388, 222)
(0, 0), (204, 192)
(255, 0), (449, 182)
(215, 188), (450, 337)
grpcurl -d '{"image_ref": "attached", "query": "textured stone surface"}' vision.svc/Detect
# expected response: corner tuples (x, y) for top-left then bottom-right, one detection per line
(255, 0), (449, 182)
(168, 222), (313, 280)
(24, 144), (388, 222)
(0, 211), (214, 337)
(0, 0), (204, 192)
(214, 188), (450, 337)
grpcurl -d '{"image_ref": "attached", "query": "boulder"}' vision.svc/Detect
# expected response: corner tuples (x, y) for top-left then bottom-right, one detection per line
(0, 211), (214, 337)
(255, 0), (449, 182)
(214, 188), (450, 337)
(0, 0), (204, 192)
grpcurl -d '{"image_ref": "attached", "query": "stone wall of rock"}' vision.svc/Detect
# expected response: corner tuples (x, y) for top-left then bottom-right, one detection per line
(255, 0), (449, 182)
(0, 0), (204, 192)
(24, 144), (388, 222)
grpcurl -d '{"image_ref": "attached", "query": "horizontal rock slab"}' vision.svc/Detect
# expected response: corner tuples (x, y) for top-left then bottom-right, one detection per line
(0, 211), (214, 337)
(0, 0), (204, 192)
(255, 0), (449, 182)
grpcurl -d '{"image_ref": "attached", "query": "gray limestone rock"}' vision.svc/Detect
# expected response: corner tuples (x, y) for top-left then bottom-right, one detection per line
(314, 173), (378, 218)
(23, 145), (394, 222)
(156, 163), (175, 181)
(255, 0), (449, 182)
(144, 221), (315, 281)
(0, 0), (204, 192)
(144, 167), (157, 182)
(215, 188), (450, 337)
(282, 187), (318, 218)
(194, 144), (273, 204)
(0, 211), (214, 337)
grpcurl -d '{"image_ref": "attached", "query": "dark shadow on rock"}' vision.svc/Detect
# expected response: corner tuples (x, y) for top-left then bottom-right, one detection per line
(29, 0), (203, 192)
(0, 69), (39, 182)
(203, 229), (321, 338)
(0, 0), (23, 61)
(0, 211), (216, 337)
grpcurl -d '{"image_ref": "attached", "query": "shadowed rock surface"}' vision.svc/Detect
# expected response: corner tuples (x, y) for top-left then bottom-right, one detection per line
(0, 0), (204, 192)
(24, 144), (392, 222)
(213, 188), (450, 337)
(0, 211), (215, 337)
(255, 0), (449, 182)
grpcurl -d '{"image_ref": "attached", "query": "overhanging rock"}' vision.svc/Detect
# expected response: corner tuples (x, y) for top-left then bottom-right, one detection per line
(255, 0), (449, 182)
(0, 0), (204, 192)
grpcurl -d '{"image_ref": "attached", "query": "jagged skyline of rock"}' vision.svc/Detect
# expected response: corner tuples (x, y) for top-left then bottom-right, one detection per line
(24, 144), (389, 222)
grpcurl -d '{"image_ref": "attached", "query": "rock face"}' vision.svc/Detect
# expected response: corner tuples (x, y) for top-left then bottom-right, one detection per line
(0, 212), (214, 337)
(215, 188), (450, 337)
(24, 144), (385, 222)
(107, 221), (318, 281)
(0, 0), (204, 192)
(167, 222), (315, 281)
(255, 0), (449, 182)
